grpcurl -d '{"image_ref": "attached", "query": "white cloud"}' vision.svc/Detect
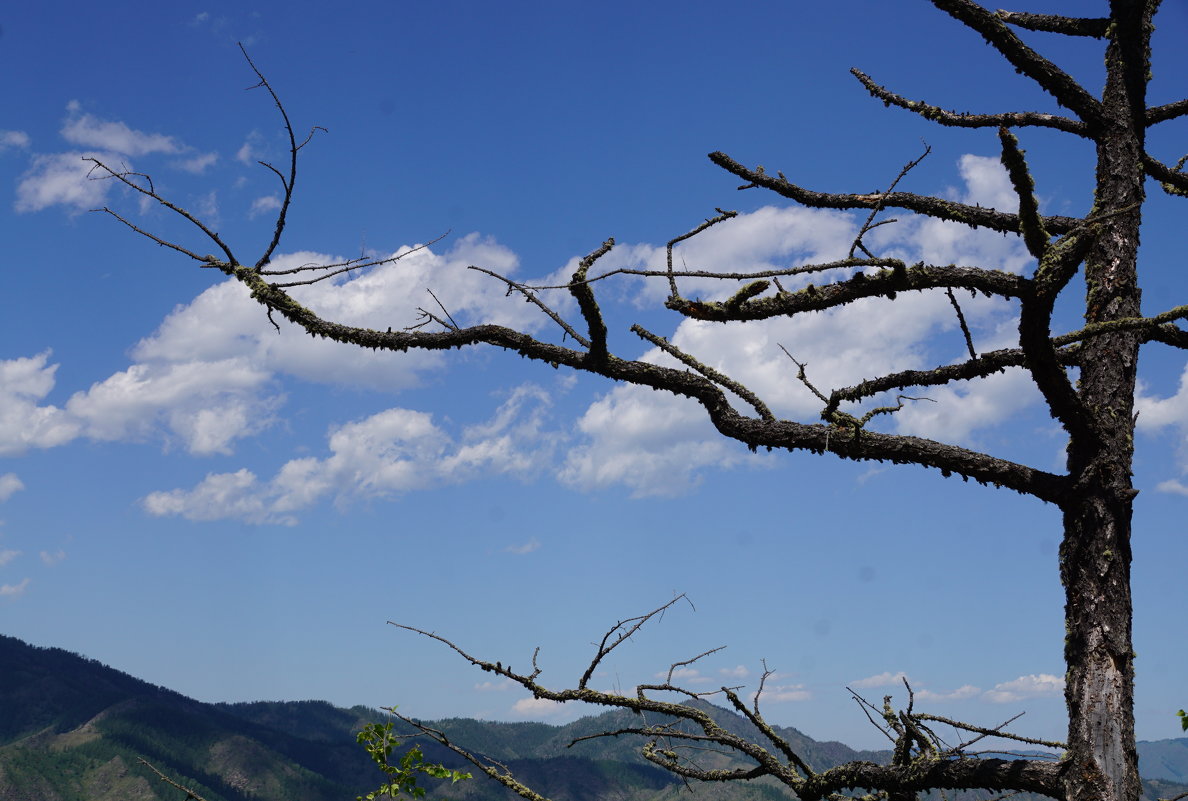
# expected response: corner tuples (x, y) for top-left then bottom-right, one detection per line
(1135, 363), (1188, 484)
(40, 549), (67, 566)
(560, 385), (770, 497)
(720, 665), (750, 679)
(133, 236), (554, 393)
(556, 159), (1041, 496)
(143, 468), (278, 524)
(654, 667), (712, 685)
(1136, 366), (1188, 430)
(916, 685), (982, 702)
(0, 353), (81, 456)
(174, 152), (218, 173)
(982, 673), (1064, 704)
(851, 671), (909, 689)
(7, 153), (1044, 505)
(0, 233), (572, 469)
(871, 155), (1033, 275)
(0, 578), (30, 598)
(143, 385), (560, 524)
(505, 539), (541, 555)
(0, 549), (20, 567)
(760, 683), (812, 702)
(60, 108), (180, 156)
(475, 679), (514, 691)
(0, 130), (30, 151)
(511, 697), (568, 717)
(236, 135), (261, 164)
(15, 151), (120, 213)
(0, 473), (24, 502)
(65, 358), (275, 455)
(249, 194), (282, 218)
(893, 367), (1040, 444)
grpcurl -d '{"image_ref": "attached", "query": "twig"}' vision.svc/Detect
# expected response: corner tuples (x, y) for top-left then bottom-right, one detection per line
(849, 144), (931, 258)
(946, 287), (978, 358)
(137, 759), (209, 801)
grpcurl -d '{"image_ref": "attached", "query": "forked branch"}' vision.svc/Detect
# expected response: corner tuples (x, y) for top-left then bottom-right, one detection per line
(388, 602), (1066, 801)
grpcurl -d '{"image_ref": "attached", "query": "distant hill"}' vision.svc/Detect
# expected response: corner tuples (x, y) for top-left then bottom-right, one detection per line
(2, 634), (1186, 801)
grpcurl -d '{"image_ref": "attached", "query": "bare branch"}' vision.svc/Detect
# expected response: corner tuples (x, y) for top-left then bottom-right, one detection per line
(92, 206), (210, 263)
(84, 157), (238, 265)
(467, 265), (588, 345)
(709, 151), (1082, 235)
(998, 127), (1050, 260)
(1144, 153), (1188, 197)
(633, 325), (775, 422)
(665, 262), (1030, 323)
(521, 256), (905, 292)
(1147, 98), (1188, 126)
(579, 595), (691, 690)
(665, 209), (737, 299)
(917, 712), (1067, 750)
(851, 69), (1089, 136)
(137, 759), (210, 801)
(946, 287), (978, 359)
(849, 144), (932, 258)
(237, 44), (325, 269)
(996, 11), (1109, 37)
(261, 235), (448, 288)
(931, 0), (1104, 124)
(570, 238), (614, 362)
(388, 713), (552, 801)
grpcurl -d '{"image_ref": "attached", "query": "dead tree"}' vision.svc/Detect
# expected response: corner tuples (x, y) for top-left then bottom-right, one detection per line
(90, 3), (1188, 801)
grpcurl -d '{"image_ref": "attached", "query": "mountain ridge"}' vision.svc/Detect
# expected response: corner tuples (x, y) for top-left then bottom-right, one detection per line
(3, 634), (1186, 800)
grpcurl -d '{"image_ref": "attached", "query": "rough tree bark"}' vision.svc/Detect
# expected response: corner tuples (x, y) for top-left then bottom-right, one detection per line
(92, 3), (1188, 801)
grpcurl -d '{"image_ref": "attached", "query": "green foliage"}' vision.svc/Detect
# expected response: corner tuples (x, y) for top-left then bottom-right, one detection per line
(356, 718), (471, 801)
(1178, 710), (1187, 732)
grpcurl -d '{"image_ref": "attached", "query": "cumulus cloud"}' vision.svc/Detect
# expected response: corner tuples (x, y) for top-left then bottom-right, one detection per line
(505, 538), (541, 555)
(720, 665), (750, 679)
(133, 236), (557, 392)
(475, 679), (514, 691)
(557, 160), (1038, 496)
(16, 104), (216, 213)
(0, 549), (20, 567)
(759, 683), (812, 702)
(7, 152), (1044, 504)
(142, 385), (561, 524)
(0, 473), (24, 502)
(236, 134), (262, 164)
(60, 103), (181, 156)
(174, 152), (218, 174)
(0, 353), (81, 456)
(511, 697), (568, 717)
(0, 130), (30, 151)
(851, 671), (909, 689)
(65, 358), (275, 455)
(0, 578), (30, 598)
(249, 194), (282, 217)
(983, 673), (1064, 704)
(654, 667), (712, 685)
(560, 384), (770, 496)
(2, 232), (575, 464)
(16, 151), (119, 213)
(916, 685), (982, 702)
(1135, 363), (1188, 488)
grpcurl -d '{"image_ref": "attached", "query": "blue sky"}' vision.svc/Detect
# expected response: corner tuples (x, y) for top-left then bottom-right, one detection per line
(2, 1), (1188, 752)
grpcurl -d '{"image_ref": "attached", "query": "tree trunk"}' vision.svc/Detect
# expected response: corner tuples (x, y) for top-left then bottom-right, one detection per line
(1062, 5), (1148, 800)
